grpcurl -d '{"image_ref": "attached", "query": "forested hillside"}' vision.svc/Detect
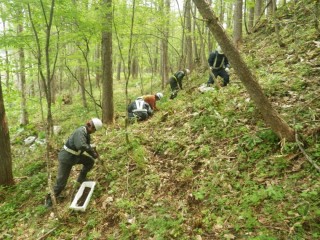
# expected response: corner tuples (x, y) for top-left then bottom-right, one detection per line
(1, 0), (320, 239)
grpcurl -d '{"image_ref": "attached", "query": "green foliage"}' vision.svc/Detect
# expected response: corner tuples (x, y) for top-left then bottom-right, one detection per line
(143, 211), (184, 239)
(193, 189), (206, 201)
(128, 139), (147, 169)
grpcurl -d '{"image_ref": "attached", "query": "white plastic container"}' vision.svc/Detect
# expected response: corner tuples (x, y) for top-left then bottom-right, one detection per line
(70, 181), (96, 211)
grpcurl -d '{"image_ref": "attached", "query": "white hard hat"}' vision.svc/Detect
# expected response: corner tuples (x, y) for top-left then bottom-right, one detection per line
(156, 92), (163, 100)
(217, 46), (223, 54)
(185, 69), (190, 74)
(91, 118), (102, 131)
(136, 96), (143, 100)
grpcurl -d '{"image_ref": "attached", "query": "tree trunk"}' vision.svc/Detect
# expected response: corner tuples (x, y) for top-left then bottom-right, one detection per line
(95, 44), (101, 88)
(154, 41), (159, 74)
(226, 2), (233, 29)
(254, 0), (263, 26)
(0, 79), (14, 186)
(161, 0), (170, 89)
(192, 6), (206, 65)
(2, 21), (10, 90)
(19, 48), (29, 125)
(314, 0), (320, 34)
(219, 0), (225, 23)
(233, 0), (243, 48)
(192, 4), (199, 65)
(117, 61), (121, 81)
(272, 0), (284, 47)
(192, 0), (295, 142)
(185, 0), (193, 69)
(248, 5), (254, 32)
(131, 56), (139, 79)
(102, 0), (114, 124)
(266, 0), (273, 18)
(79, 66), (88, 108)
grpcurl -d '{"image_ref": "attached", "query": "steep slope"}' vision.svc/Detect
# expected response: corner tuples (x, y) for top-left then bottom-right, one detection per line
(1, 1), (319, 239)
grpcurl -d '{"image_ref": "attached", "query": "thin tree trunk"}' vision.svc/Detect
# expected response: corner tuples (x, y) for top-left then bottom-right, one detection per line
(17, 13), (28, 125)
(154, 40), (159, 74)
(102, 0), (114, 124)
(143, 42), (155, 93)
(248, 5), (254, 32)
(18, 41), (29, 125)
(193, 0), (295, 142)
(117, 61), (121, 81)
(185, 0), (193, 69)
(95, 44), (101, 88)
(191, 5), (206, 65)
(192, 6), (199, 65)
(131, 56), (139, 79)
(79, 66), (88, 108)
(315, 0), (320, 34)
(161, 0), (170, 89)
(2, 21), (10, 90)
(272, 0), (284, 47)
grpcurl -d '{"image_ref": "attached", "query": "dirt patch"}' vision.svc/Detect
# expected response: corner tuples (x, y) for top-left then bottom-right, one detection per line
(77, 187), (91, 206)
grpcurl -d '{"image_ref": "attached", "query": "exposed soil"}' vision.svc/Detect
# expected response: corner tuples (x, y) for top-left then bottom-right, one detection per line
(76, 187), (91, 206)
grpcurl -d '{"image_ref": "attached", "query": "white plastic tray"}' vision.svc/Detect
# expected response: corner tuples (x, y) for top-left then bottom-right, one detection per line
(70, 181), (96, 211)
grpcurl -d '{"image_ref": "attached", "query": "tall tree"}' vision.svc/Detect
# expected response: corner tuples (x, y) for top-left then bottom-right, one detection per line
(161, 0), (170, 89)
(184, 0), (193, 69)
(233, 0), (243, 48)
(102, 0), (114, 124)
(193, 0), (295, 142)
(0, 78), (14, 186)
(254, 0), (263, 26)
(18, 21), (29, 125)
(1, 18), (10, 90)
(272, 0), (284, 47)
(27, 0), (58, 136)
(79, 66), (88, 108)
(315, 0), (320, 34)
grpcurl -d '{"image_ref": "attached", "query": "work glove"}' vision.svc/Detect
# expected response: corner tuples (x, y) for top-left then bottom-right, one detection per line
(210, 66), (213, 70)
(88, 144), (99, 159)
(225, 67), (230, 73)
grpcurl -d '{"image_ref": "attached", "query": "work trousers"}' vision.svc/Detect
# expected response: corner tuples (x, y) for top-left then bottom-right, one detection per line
(169, 77), (180, 99)
(53, 153), (94, 196)
(207, 68), (230, 86)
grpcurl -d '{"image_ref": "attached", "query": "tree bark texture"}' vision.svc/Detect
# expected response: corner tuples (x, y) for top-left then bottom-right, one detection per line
(117, 61), (121, 81)
(19, 46), (29, 125)
(161, 0), (170, 89)
(80, 66), (88, 108)
(254, 0), (263, 26)
(192, 0), (295, 141)
(131, 56), (139, 79)
(185, 0), (193, 69)
(0, 80), (14, 186)
(248, 6), (254, 32)
(102, 0), (114, 124)
(233, 0), (243, 48)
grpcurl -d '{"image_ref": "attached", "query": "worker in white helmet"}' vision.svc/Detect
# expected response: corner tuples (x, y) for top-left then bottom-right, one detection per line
(45, 118), (103, 207)
(169, 69), (190, 99)
(139, 92), (163, 111)
(128, 98), (153, 122)
(207, 45), (230, 87)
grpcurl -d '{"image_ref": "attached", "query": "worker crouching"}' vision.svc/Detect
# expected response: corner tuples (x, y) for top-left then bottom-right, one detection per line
(128, 97), (153, 122)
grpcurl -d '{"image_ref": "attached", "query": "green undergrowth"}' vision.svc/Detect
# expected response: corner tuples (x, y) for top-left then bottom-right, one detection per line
(1, 0), (320, 239)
